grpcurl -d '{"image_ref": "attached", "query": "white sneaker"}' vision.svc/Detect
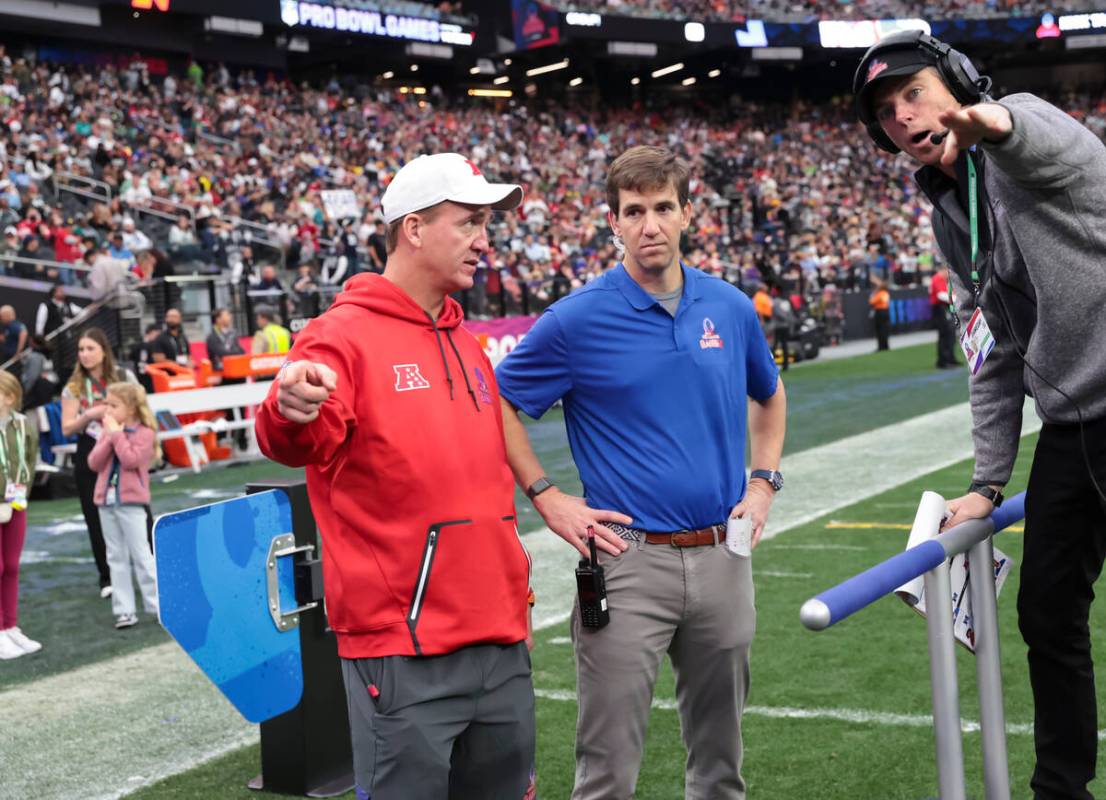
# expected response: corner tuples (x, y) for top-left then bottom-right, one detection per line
(5, 627), (42, 654)
(0, 630), (25, 660)
(100, 585), (113, 599)
(114, 613), (138, 629)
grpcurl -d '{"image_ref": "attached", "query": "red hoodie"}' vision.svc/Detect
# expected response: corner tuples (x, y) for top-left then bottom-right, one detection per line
(256, 274), (530, 659)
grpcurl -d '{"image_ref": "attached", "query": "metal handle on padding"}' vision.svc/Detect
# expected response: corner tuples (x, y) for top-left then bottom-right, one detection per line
(266, 534), (319, 631)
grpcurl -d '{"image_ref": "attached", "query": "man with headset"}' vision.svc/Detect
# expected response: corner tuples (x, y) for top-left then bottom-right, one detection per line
(855, 31), (1106, 799)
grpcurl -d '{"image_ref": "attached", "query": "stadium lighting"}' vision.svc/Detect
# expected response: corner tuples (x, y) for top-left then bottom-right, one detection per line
(650, 62), (684, 78)
(382, 71), (394, 79)
(569, 77), (583, 87)
(681, 76), (697, 86)
(410, 64), (419, 72)
(493, 75), (510, 85)
(708, 68), (721, 78)
(469, 88), (513, 98)
(630, 77), (640, 85)
(504, 58), (512, 65)
(526, 59), (570, 77)
(684, 22), (705, 42)
(469, 66), (480, 75)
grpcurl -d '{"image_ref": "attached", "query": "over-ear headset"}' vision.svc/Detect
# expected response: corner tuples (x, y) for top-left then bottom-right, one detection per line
(854, 30), (993, 153)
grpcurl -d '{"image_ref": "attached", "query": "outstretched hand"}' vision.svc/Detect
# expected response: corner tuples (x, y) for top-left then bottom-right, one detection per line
(937, 103), (1013, 169)
(276, 361), (338, 424)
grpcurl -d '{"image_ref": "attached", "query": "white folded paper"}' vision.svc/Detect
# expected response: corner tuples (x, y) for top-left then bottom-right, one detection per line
(894, 491), (947, 605)
(896, 492), (1015, 653)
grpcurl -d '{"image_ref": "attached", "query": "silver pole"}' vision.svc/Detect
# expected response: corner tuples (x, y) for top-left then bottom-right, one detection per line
(968, 538), (1011, 800)
(924, 560), (967, 800)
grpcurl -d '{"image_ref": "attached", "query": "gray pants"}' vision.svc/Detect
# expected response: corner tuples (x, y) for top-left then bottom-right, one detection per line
(341, 642), (535, 800)
(572, 538), (755, 800)
(98, 504), (158, 618)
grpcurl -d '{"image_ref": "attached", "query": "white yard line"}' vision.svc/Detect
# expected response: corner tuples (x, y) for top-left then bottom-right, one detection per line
(2, 399), (1041, 800)
(771, 544), (868, 552)
(758, 570), (815, 579)
(533, 687), (1050, 737)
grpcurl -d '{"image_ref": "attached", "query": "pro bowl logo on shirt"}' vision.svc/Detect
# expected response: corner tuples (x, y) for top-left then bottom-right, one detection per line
(473, 367), (492, 405)
(699, 317), (724, 350)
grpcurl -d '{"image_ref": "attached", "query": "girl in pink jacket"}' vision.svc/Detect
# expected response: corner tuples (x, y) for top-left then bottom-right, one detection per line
(87, 382), (161, 629)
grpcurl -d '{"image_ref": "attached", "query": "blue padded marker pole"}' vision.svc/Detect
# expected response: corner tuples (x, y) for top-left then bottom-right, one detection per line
(989, 491), (1025, 534)
(799, 539), (946, 630)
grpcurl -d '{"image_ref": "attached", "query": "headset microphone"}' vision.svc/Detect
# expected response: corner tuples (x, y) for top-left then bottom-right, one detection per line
(930, 130), (950, 145)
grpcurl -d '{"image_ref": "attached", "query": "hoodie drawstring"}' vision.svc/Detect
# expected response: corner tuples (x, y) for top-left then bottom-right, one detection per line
(428, 315), (455, 401)
(445, 329), (482, 413)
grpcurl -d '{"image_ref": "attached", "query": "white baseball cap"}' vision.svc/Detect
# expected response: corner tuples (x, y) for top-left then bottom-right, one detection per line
(381, 153), (522, 224)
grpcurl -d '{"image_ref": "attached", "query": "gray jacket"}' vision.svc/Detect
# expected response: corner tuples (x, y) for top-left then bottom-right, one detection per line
(915, 93), (1106, 485)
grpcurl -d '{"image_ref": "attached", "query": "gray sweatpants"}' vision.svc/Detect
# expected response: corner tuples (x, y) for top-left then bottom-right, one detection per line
(571, 537), (756, 800)
(341, 641), (535, 800)
(98, 504), (158, 618)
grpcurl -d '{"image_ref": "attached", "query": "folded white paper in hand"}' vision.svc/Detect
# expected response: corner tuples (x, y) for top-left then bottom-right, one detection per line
(894, 491), (947, 605)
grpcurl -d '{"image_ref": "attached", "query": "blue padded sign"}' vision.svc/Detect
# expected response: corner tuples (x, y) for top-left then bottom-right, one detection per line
(154, 490), (303, 723)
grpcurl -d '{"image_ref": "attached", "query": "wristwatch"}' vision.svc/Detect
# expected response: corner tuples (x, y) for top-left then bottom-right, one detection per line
(750, 469), (784, 492)
(969, 483), (1004, 507)
(526, 476), (556, 501)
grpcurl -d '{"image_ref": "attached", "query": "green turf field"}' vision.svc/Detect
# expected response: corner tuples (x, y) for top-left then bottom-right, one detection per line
(7, 342), (1085, 800)
(127, 442), (1068, 800)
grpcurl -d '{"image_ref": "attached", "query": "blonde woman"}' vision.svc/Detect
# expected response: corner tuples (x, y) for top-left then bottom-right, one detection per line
(60, 328), (139, 598)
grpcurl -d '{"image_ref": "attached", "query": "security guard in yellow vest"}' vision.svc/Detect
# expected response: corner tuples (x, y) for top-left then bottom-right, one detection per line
(252, 306), (291, 354)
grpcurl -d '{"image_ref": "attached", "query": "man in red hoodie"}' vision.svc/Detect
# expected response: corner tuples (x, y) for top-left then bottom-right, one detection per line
(256, 153), (534, 800)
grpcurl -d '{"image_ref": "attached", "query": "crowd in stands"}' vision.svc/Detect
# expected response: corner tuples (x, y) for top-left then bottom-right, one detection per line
(2, 45), (1106, 362)
(555, 0), (1091, 22)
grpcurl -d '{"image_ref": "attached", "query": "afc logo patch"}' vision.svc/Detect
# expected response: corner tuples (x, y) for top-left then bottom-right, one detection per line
(699, 317), (724, 350)
(393, 363), (430, 392)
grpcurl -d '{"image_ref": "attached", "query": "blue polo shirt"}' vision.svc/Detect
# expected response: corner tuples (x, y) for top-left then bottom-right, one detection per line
(496, 263), (778, 531)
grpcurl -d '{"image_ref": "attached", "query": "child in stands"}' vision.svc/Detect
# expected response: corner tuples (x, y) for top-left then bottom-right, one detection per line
(87, 382), (160, 628)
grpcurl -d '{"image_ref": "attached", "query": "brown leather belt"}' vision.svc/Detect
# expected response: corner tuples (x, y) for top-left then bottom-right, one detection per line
(642, 523), (726, 548)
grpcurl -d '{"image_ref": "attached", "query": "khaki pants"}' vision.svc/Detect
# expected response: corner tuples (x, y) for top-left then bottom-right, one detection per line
(571, 538), (755, 800)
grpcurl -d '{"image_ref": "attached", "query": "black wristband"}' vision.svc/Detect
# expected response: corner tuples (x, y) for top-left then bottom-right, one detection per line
(526, 477), (555, 501)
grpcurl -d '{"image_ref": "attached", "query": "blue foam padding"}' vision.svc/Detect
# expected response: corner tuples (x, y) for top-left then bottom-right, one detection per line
(990, 491), (1026, 533)
(814, 539), (947, 627)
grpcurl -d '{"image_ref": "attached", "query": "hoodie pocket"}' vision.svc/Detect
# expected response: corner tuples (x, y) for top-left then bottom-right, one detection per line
(407, 519), (471, 654)
(505, 514), (532, 584)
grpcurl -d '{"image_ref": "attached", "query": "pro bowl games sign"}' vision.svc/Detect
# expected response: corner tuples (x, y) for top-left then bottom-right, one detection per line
(281, 0), (474, 45)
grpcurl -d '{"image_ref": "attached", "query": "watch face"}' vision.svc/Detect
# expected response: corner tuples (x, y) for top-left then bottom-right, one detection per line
(771, 472), (784, 490)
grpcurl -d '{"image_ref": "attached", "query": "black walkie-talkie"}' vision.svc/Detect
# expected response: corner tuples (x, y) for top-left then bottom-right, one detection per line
(576, 527), (610, 629)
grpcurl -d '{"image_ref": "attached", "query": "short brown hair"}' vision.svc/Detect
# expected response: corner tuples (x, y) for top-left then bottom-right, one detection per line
(606, 146), (691, 218)
(385, 203), (443, 254)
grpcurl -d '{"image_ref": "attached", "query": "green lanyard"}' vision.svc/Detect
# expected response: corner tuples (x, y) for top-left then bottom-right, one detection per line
(948, 148), (983, 323)
(966, 150), (981, 289)
(0, 417), (28, 484)
(85, 376), (102, 407)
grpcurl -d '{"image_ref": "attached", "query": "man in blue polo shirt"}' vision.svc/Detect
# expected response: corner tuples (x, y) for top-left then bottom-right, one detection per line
(496, 145), (787, 800)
